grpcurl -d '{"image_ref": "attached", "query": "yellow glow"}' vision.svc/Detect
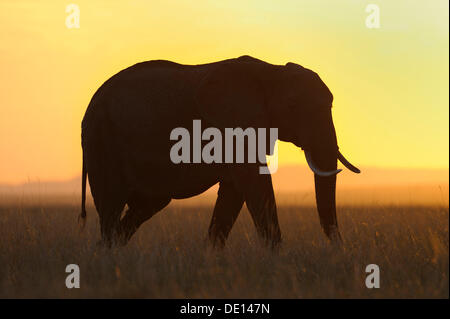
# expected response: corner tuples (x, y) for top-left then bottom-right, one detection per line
(0, 0), (448, 184)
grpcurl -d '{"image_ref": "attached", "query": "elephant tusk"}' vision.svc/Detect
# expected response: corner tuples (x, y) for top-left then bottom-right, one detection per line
(338, 151), (361, 174)
(304, 151), (342, 177)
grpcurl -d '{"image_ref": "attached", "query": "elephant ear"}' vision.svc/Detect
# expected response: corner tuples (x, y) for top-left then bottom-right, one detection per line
(195, 62), (268, 129)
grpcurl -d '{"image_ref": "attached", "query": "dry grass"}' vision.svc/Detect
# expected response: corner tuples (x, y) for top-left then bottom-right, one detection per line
(0, 199), (448, 298)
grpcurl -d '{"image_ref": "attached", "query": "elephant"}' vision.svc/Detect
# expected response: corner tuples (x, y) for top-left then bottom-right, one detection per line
(80, 55), (360, 247)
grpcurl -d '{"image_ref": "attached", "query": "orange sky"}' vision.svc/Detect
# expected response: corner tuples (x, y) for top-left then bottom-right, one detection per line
(0, 0), (448, 184)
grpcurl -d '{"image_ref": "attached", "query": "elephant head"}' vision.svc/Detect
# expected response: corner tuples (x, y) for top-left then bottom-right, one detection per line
(196, 56), (360, 241)
(269, 61), (360, 240)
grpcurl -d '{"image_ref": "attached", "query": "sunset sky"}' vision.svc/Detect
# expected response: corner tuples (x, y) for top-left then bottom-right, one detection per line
(0, 0), (448, 184)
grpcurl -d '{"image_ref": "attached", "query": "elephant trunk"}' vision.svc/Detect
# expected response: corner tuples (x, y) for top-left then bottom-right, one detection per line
(299, 109), (360, 242)
(302, 148), (341, 241)
(303, 109), (342, 242)
(305, 149), (360, 242)
(314, 166), (341, 241)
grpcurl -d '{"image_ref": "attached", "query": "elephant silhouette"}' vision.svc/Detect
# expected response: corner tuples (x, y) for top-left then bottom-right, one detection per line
(80, 56), (360, 247)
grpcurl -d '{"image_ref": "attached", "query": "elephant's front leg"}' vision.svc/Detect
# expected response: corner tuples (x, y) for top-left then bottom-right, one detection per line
(208, 180), (245, 248)
(231, 166), (282, 248)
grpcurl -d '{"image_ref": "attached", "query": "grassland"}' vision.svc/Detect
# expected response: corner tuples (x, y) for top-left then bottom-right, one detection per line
(0, 197), (448, 298)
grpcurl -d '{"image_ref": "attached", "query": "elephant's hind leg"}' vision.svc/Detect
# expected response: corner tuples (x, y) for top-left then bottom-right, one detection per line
(208, 181), (245, 248)
(119, 191), (171, 244)
(89, 185), (126, 247)
(98, 200), (126, 247)
(87, 164), (127, 247)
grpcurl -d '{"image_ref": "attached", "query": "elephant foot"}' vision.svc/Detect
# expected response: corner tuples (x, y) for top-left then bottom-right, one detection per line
(96, 237), (113, 249)
(116, 225), (136, 246)
(207, 233), (227, 250)
(257, 227), (282, 250)
(98, 226), (130, 248)
(264, 236), (282, 252)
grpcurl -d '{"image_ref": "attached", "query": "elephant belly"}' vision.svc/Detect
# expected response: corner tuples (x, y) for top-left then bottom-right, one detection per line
(125, 156), (221, 200)
(168, 164), (221, 199)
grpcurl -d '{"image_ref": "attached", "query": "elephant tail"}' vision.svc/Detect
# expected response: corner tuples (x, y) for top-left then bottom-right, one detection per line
(79, 151), (87, 229)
